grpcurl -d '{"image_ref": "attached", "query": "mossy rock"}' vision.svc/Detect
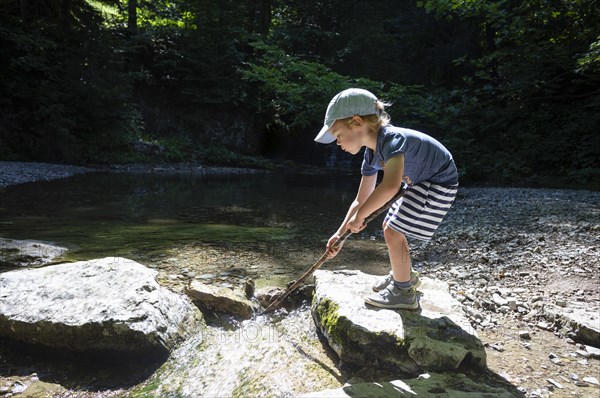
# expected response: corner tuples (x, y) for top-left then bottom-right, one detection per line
(311, 270), (486, 375)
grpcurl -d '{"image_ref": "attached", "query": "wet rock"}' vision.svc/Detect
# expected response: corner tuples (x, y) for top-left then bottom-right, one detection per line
(244, 279), (255, 298)
(0, 257), (203, 355)
(311, 270), (486, 375)
(255, 285), (314, 310)
(185, 280), (259, 319)
(301, 372), (517, 397)
(0, 238), (68, 268)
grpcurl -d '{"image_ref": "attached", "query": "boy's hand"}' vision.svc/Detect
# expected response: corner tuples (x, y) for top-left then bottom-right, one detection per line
(347, 214), (366, 233)
(326, 233), (344, 258)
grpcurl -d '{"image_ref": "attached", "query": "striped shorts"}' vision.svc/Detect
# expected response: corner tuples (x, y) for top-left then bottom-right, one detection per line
(384, 181), (458, 241)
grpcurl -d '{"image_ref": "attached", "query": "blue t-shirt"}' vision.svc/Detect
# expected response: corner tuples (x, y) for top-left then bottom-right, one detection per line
(361, 125), (458, 186)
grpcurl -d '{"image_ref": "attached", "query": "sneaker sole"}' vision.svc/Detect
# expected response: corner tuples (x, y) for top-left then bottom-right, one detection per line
(364, 297), (420, 310)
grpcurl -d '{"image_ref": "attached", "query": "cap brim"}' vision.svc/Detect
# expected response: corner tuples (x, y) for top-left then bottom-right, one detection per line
(314, 124), (336, 144)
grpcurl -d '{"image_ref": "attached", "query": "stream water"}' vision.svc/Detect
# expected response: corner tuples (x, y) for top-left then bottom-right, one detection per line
(0, 171), (365, 262)
(0, 170), (383, 396)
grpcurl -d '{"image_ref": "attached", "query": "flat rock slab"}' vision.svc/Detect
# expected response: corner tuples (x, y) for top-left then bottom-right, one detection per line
(186, 280), (260, 319)
(541, 303), (600, 348)
(301, 372), (517, 397)
(312, 270), (486, 375)
(0, 238), (68, 268)
(0, 257), (204, 355)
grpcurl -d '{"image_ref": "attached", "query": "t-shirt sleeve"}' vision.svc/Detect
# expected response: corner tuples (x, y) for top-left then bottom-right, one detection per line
(361, 148), (377, 176)
(381, 133), (407, 161)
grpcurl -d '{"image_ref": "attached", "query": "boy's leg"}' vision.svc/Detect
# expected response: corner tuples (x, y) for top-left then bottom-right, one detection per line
(383, 223), (411, 283)
(365, 222), (418, 309)
(371, 221), (421, 292)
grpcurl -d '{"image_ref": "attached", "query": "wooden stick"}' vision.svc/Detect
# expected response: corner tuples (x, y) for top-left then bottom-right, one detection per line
(261, 183), (407, 314)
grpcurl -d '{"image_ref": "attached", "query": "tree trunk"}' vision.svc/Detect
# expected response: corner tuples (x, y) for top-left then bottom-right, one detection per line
(128, 0), (137, 34)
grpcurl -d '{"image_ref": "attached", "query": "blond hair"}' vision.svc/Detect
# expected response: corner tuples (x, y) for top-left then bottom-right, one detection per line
(341, 99), (391, 133)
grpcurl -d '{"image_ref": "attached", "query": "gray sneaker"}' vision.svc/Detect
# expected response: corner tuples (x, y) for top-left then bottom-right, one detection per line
(372, 270), (421, 292)
(365, 285), (419, 310)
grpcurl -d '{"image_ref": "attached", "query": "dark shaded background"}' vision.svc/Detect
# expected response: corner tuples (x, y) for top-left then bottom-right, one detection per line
(1, 0), (598, 188)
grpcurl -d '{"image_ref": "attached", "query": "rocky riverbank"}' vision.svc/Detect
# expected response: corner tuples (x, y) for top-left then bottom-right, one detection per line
(0, 162), (93, 188)
(132, 186), (599, 397)
(0, 161), (268, 189)
(0, 164), (598, 397)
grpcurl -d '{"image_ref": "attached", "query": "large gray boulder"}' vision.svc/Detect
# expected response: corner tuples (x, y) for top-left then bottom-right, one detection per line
(0, 257), (204, 355)
(312, 270), (486, 375)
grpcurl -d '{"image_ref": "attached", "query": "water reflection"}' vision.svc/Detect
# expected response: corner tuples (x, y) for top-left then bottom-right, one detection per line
(0, 171), (362, 262)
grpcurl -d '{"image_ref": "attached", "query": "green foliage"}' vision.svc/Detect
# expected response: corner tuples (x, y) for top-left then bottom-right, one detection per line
(0, 7), (143, 163)
(242, 41), (352, 130)
(1, 0), (598, 187)
(578, 37), (600, 73)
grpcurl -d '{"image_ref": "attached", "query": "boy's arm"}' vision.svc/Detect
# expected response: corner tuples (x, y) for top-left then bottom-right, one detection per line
(326, 173), (377, 257)
(334, 174), (377, 235)
(348, 155), (404, 232)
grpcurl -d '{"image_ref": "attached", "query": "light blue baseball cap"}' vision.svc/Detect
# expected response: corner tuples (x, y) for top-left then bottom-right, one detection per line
(314, 88), (379, 144)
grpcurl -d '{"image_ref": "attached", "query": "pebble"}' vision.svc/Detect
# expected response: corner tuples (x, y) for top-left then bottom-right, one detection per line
(518, 331), (531, 340)
(11, 381), (27, 394)
(197, 274), (216, 280)
(585, 345), (600, 358)
(583, 376), (599, 386)
(492, 293), (509, 306)
(488, 343), (504, 352)
(576, 349), (590, 358)
(546, 378), (562, 389)
(536, 321), (549, 330)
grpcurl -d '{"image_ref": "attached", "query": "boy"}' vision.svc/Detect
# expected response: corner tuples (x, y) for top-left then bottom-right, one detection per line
(315, 88), (458, 310)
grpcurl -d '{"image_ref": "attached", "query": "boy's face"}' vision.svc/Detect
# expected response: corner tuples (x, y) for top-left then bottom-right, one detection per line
(330, 117), (366, 155)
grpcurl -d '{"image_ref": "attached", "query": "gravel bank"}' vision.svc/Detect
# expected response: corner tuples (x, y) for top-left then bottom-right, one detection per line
(0, 161), (266, 189)
(0, 161), (93, 188)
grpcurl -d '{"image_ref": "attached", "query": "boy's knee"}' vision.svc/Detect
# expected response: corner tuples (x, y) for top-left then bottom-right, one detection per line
(383, 223), (406, 243)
